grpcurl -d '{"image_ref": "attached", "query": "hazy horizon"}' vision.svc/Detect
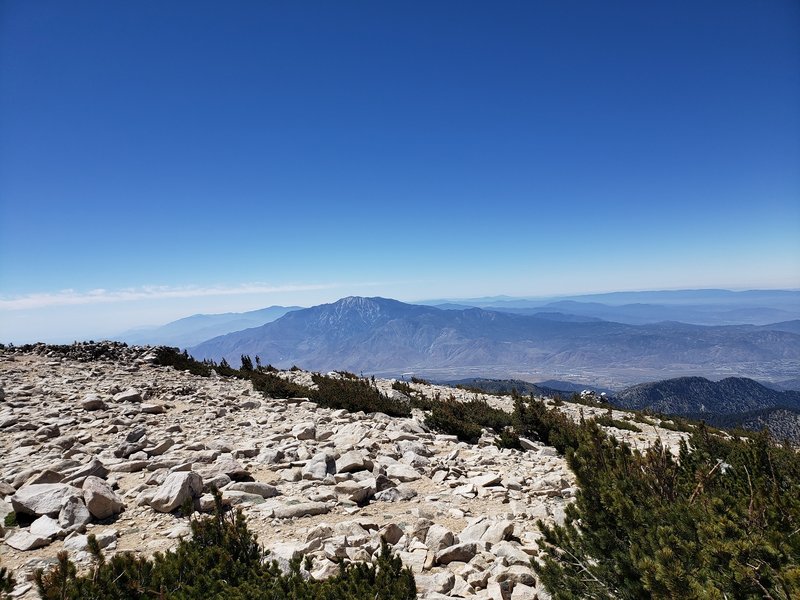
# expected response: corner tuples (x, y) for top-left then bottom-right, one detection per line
(2, 2), (798, 343)
(2, 286), (799, 344)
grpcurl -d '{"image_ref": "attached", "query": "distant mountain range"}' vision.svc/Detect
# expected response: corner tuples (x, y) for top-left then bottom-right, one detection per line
(118, 305), (300, 348)
(443, 378), (615, 397)
(188, 296), (800, 387)
(429, 289), (800, 326)
(612, 376), (800, 443)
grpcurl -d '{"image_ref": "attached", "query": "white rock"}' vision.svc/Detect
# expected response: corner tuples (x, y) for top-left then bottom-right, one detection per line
(510, 582), (537, 600)
(273, 502), (332, 519)
(11, 484), (82, 517)
(113, 388), (142, 403)
(80, 394), (106, 411)
(386, 463), (421, 482)
(5, 531), (50, 551)
(292, 422), (316, 440)
(83, 476), (124, 519)
(227, 482), (279, 498)
(58, 496), (92, 530)
(436, 542), (481, 565)
(335, 450), (367, 473)
(416, 571), (455, 595)
(149, 471), (203, 513)
(425, 524), (455, 553)
(471, 473), (502, 487)
(30, 515), (63, 539)
(481, 520), (514, 544)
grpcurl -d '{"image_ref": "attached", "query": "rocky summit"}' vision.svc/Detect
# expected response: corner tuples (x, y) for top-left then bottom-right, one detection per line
(0, 342), (687, 599)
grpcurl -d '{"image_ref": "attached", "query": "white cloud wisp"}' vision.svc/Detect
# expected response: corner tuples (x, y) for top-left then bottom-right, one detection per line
(0, 283), (340, 311)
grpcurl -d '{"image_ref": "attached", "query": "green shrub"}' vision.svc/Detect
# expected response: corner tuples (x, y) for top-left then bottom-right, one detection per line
(391, 381), (414, 396)
(513, 396), (582, 455)
(409, 395), (436, 411)
(592, 414), (642, 432)
(424, 400), (483, 443)
(155, 347), (212, 377)
(0, 558), (14, 600)
(658, 418), (695, 433)
(534, 424), (800, 600)
(495, 428), (523, 450)
(34, 494), (416, 599)
(335, 370), (359, 380)
(410, 377), (429, 385)
(311, 374), (410, 418)
(460, 398), (512, 432)
(250, 372), (311, 399)
(419, 395), (513, 444)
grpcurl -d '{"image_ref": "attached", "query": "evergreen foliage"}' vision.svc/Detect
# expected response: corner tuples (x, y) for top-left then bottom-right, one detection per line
(513, 395), (582, 455)
(154, 347), (213, 377)
(391, 381), (415, 396)
(530, 414), (800, 599)
(250, 371), (311, 399)
(495, 428), (524, 450)
(592, 413), (642, 432)
(0, 558), (14, 600)
(310, 374), (411, 417)
(34, 495), (416, 599)
(423, 396), (512, 443)
(424, 399), (484, 443)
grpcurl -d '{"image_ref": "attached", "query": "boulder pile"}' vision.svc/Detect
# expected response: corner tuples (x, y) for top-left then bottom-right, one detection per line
(0, 343), (687, 599)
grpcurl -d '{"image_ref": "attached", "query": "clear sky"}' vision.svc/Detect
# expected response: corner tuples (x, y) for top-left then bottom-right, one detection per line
(1, 1), (799, 342)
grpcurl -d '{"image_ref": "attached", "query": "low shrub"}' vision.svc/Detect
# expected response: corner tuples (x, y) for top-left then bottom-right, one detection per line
(424, 400), (483, 443)
(154, 347), (212, 377)
(593, 414), (642, 432)
(513, 396), (582, 455)
(250, 372), (311, 399)
(391, 381), (415, 396)
(311, 374), (411, 417)
(0, 558), (14, 600)
(495, 428), (524, 450)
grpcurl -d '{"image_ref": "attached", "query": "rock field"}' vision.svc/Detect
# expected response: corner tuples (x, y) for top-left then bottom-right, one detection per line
(0, 343), (688, 599)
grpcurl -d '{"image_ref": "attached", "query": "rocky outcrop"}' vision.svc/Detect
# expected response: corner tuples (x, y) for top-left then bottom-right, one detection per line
(0, 342), (689, 599)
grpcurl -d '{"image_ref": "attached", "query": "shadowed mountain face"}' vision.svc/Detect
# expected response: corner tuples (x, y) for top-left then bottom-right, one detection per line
(189, 297), (800, 385)
(613, 376), (800, 415)
(612, 376), (800, 443)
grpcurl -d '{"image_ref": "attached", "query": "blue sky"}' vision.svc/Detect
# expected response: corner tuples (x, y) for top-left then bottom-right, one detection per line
(1, 1), (799, 341)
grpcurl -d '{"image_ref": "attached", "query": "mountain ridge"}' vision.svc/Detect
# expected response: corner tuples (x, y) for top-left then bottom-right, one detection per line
(189, 296), (800, 387)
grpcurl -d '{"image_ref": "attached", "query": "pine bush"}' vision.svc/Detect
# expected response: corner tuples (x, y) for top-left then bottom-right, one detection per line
(0, 558), (14, 600)
(534, 423), (800, 599)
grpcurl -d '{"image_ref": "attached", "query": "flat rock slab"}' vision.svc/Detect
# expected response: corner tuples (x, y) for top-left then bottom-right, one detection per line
(113, 388), (142, 403)
(471, 473), (502, 487)
(436, 542), (481, 565)
(386, 463), (421, 482)
(273, 502), (332, 519)
(5, 531), (50, 551)
(227, 482), (279, 498)
(30, 515), (64, 540)
(11, 484), (82, 517)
